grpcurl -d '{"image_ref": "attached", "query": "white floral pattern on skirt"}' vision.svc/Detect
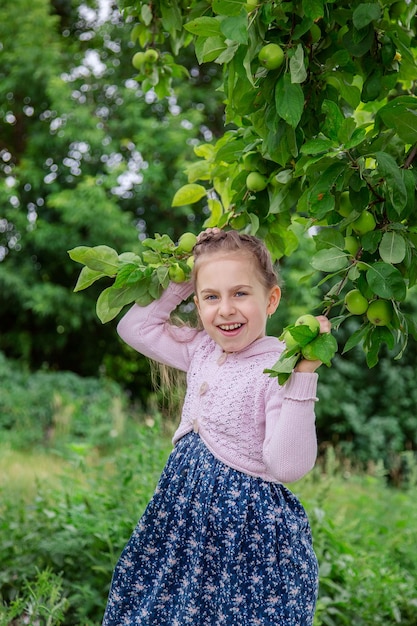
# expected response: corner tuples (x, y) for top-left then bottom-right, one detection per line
(103, 432), (318, 625)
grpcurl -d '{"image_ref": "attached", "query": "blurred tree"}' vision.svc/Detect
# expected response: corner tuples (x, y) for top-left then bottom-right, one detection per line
(0, 0), (223, 396)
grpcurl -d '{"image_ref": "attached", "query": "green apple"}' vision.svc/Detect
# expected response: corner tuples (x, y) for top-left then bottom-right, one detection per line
(295, 314), (320, 334)
(244, 0), (259, 11)
(301, 342), (319, 361)
(186, 255), (195, 269)
(352, 210), (376, 235)
(258, 43), (285, 71)
(246, 171), (268, 192)
(169, 263), (186, 283)
(338, 191), (353, 217)
(144, 48), (159, 63)
(366, 299), (393, 326)
(344, 289), (369, 315)
(242, 152), (267, 173)
(177, 232), (197, 253)
(344, 235), (360, 257)
(230, 214), (247, 230)
(132, 51), (146, 70)
(390, 0), (407, 19)
(280, 329), (299, 351)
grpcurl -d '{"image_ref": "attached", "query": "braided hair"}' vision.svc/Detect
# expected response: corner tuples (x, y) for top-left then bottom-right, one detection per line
(192, 230), (279, 291)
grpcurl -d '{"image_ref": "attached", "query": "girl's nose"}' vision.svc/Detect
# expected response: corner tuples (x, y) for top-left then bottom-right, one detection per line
(219, 298), (236, 316)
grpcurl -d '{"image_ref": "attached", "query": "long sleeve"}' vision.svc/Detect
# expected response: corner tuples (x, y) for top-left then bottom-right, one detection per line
(262, 372), (318, 483)
(116, 281), (200, 372)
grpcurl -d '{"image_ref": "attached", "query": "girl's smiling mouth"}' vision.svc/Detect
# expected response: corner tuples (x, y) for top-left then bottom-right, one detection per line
(218, 323), (243, 332)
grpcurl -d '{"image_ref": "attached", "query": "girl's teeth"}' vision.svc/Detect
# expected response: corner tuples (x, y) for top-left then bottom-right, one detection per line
(220, 323), (242, 330)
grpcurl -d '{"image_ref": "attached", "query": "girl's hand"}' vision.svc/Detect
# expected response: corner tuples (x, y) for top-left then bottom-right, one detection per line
(294, 316), (332, 373)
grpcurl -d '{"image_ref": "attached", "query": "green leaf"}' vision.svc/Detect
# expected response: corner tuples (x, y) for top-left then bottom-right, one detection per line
(96, 287), (124, 324)
(352, 3), (381, 29)
(68, 245), (119, 276)
(220, 13), (248, 44)
(379, 232), (406, 265)
(212, 0), (246, 16)
(325, 72), (361, 109)
(375, 152), (407, 214)
(289, 44), (307, 84)
(142, 250), (162, 265)
(275, 74), (304, 128)
(342, 25), (374, 57)
(199, 37), (227, 63)
(342, 324), (369, 353)
(322, 99), (345, 142)
(114, 263), (144, 288)
(303, 0), (324, 20)
(156, 265), (170, 289)
(302, 333), (338, 366)
(284, 324), (320, 347)
(215, 40), (240, 64)
(313, 227), (345, 250)
(73, 266), (107, 292)
(376, 97), (417, 144)
(140, 3), (153, 26)
(172, 183), (207, 206)
(307, 161), (345, 218)
(203, 198), (223, 227)
(366, 262), (407, 301)
(143, 234), (176, 253)
(108, 282), (152, 309)
(300, 139), (335, 155)
(311, 248), (349, 272)
(365, 326), (395, 368)
(264, 353), (300, 386)
(160, 1), (183, 35)
(184, 17), (222, 37)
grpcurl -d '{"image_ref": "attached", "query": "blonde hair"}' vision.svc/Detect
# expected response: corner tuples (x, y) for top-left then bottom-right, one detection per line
(151, 230), (279, 416)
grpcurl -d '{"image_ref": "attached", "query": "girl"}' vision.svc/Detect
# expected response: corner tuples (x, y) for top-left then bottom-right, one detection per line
(103, 228), (331, 626)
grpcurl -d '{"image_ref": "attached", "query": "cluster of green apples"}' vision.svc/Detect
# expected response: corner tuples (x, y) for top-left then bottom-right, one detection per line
(280, 314), (323, 360)
(242, 42), (285, 195)
(344, 290), (393, 327)
(266, 314), (337, 385)
(337, 192), (394, 328)
(244, 150), (269, 194)
(132, 48), (160, 73)
(167, 232), (197, 283)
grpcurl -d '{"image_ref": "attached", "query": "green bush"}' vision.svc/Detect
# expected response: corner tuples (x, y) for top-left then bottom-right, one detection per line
(298, 454), (417, 626)
(0, 351), (139, 451)
(315, 330), (417, 483)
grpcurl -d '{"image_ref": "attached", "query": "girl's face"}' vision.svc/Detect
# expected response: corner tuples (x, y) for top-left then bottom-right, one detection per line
(194, 252), (281, 353)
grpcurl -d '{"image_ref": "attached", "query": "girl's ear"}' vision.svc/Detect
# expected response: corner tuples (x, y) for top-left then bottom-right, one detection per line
(193, 295), (201, 315)
(267, 285), (281, 315)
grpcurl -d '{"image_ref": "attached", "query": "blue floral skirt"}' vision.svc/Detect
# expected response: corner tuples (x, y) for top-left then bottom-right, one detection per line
(102, 432), (318, 625)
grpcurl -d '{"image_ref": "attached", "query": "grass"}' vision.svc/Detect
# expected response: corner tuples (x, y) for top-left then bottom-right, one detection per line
(1, 435), (417, 625)
(0, 444), (72, 500)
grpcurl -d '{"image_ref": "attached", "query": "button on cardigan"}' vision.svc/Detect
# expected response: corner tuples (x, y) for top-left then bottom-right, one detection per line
(117, 282), (319, 484)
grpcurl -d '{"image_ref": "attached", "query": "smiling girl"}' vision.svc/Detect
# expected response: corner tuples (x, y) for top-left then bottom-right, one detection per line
(102, 228), (331, 626)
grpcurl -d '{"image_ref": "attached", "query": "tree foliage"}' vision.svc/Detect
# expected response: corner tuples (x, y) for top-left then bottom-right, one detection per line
(72, 0), (417, 367)
(0, 0), (221, 386)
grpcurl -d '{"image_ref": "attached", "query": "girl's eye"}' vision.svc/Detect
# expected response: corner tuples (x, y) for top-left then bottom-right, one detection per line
(205, 294), (218, 300)
(235, 291), (247, 297)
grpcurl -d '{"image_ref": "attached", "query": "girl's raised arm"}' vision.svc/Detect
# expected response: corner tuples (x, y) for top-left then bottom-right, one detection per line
(117, 281), (199, 372)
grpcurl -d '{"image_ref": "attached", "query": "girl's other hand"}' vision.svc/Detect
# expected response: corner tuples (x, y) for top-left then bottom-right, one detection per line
(294, 315), (332, 373)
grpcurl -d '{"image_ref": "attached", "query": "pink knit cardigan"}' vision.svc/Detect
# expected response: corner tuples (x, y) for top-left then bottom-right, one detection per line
(117, 282), (319, 483)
